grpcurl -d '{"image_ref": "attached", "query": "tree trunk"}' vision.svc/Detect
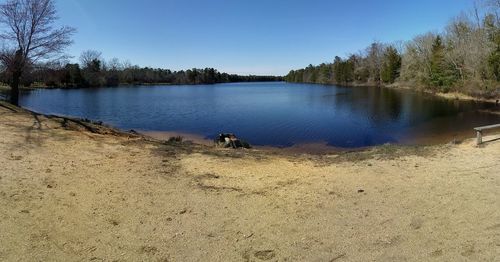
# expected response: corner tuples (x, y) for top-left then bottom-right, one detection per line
(10, 70), (21, 106)
(10, 50), (24, 106)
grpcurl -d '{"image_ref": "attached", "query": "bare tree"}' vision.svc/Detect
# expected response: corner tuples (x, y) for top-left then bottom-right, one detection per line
(79, 50), (105, 87)
(107, 58), (121, 71)
(365, 41), (385, 83)
(444, 13), (493, 82)
(79, 50), (102, 69)
(0, 0), (75, 105)
(400, 33), (437, 85)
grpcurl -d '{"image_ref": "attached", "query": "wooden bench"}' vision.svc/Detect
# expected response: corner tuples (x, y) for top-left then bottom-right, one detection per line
(474, 124), (500, 145)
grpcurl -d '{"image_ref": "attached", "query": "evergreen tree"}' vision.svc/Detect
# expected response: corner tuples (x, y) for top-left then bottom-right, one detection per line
(319, 63), (332, 83)
(333, 56), (343, 84)
(381, 46), (402, 84)
(62, 64), (83, 87)
(430, 36), (457, 88)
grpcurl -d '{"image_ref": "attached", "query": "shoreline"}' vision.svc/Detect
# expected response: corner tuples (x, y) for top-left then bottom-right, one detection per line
(0, 80), (285, 90)
(4, 96), (500, 154)
(392, 84), (500, 104)
(10, 101), (499, 155)
(3, 97), (499, 154)
(287, 81), (500, 104)
(137, 128), (492, 155)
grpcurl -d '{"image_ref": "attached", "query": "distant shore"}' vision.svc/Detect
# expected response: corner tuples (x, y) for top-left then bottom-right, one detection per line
(390, 84), (500, 104)
(0, 80), (285, 91)
(287, 81), (500, 104)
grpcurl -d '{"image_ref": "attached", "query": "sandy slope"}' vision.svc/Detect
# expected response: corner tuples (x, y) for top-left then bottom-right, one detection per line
(0, 103), (499, 261)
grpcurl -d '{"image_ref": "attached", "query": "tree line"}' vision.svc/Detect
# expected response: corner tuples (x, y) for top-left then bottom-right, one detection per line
(0, 49), (282, 88)
(286, 1), (500, 98)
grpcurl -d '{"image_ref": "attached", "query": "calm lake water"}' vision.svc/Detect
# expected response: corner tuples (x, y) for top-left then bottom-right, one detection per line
(16, 82), (500, 148)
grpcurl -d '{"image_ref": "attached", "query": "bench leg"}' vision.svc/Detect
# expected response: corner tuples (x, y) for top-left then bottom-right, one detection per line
(477, 131), (482, 145)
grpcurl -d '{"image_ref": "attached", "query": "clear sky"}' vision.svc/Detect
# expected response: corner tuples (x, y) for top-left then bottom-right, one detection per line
(55, 0), (474, 75)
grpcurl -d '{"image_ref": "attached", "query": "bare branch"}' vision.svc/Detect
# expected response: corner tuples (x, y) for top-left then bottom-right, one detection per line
(0, 0), (75, 68)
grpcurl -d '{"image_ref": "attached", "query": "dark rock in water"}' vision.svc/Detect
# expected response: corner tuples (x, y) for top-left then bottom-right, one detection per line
(129, 129), (139, 134)
(214, 133), (251, 149)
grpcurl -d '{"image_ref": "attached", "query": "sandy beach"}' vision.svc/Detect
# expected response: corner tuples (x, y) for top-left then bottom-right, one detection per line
(0, 101), (499, 261)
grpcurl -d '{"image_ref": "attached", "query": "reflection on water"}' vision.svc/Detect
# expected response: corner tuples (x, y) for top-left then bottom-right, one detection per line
(18, 82), (500, 148)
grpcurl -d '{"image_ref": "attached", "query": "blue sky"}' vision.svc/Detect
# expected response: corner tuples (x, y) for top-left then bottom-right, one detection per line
(55, 0), (473, 75)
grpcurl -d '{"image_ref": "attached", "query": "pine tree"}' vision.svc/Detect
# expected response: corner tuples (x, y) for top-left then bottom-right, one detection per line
(333, 56), (343, 84)
(430, 36), (457, 88)
(381, 46), (401, 84)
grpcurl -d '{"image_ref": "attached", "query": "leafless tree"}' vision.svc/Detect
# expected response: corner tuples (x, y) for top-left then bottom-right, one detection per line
(79, 50), (102, 69)
(107, 58), (122, 71)
(400, 33), (437, 85)
(365, 41), (385, 83)
(0, 0), (75, 105)
(444, 13), (493, 82)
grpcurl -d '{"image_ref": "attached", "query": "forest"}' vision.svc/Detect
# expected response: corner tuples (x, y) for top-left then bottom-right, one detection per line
(0, 50), (282, 88)
(286, 1), (500, 98)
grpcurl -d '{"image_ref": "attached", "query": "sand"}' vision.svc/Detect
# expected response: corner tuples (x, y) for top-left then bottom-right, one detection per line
(0, 102), (499, 261)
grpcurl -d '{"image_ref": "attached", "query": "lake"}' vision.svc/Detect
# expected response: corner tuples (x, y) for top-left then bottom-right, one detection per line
(16, 82), (500, 148)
